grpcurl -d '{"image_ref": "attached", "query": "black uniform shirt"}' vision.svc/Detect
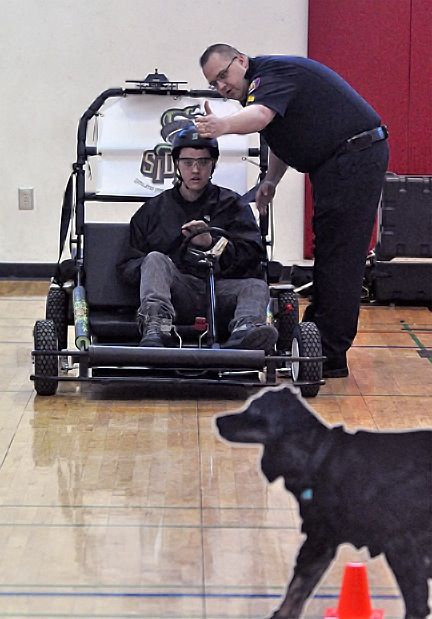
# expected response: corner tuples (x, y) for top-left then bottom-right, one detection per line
(243, 56), (381, 172)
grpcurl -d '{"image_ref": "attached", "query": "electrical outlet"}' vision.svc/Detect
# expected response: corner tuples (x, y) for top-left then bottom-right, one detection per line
(18, 187), (34, 210)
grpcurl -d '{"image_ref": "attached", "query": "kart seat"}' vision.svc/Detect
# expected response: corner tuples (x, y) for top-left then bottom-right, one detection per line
(84, 223), (139, 342)
(83, 222), (230, 344)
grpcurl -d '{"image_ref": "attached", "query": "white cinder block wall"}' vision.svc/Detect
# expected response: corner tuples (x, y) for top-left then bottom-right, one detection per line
(0, 0), (308, 267)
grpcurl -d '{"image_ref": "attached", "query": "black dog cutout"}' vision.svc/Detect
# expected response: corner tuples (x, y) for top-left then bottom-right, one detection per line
(215, 384), (432, 619)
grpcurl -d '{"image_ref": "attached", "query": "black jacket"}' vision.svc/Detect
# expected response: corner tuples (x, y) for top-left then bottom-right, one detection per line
(118, 183), (266, 285)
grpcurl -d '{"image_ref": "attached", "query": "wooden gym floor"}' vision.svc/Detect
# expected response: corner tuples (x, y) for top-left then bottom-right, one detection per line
(0, 280), (431, 618)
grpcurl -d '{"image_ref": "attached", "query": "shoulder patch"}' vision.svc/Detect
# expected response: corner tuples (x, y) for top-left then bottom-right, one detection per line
(248, 77), (261, 94)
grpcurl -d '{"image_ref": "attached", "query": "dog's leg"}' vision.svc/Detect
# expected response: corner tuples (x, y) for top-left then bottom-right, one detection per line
(269, 536), (335, 619)
(384, 545), (430, 619)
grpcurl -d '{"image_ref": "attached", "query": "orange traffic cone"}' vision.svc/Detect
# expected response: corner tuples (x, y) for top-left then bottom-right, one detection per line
(324, 563), (384, 619)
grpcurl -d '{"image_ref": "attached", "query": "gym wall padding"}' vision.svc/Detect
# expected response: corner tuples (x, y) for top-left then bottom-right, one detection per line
(408, 3), (432, 173)
(304, 0), (432, 258)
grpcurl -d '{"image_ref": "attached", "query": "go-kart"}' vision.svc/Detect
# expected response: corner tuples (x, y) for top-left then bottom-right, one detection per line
(31, 72), (324, 397)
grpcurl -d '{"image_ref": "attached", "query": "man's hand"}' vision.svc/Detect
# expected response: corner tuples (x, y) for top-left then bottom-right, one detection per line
(181, 220), (212, 249)
(255, 180), (276, 215)
(195, 101), (228, 138)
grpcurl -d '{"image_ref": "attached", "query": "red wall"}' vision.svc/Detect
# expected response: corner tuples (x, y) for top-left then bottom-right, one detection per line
(304, 0), (432, 258)
(408, 3), (432, 172)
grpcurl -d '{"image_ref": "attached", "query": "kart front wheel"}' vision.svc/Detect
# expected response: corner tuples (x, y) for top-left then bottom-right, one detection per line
(46, 287), (68, 350)
(33, 319), (58, 396)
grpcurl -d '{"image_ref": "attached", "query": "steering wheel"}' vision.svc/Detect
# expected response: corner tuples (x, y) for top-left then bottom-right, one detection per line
(179, 226), (230, 263)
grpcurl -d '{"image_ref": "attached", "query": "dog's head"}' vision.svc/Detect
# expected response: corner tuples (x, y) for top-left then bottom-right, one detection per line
(215, 384), (320, 446)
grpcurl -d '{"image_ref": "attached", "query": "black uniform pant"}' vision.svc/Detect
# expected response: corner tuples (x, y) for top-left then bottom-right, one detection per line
(304, 139), (389, 363)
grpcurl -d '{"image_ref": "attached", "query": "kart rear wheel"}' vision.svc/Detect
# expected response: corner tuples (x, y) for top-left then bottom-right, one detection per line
(291, 322), (322, 398)
(276, 289), (299, 352)
(33, 319), (58, 396)
(46, 287), (68, 350)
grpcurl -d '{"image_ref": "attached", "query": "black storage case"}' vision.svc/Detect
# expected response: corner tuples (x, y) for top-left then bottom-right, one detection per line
(375, 173), (432, 260)
(373, 260), (432, 303)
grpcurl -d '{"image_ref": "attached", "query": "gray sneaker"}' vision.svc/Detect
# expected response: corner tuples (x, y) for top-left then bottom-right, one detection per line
(137, 308), (172, 348)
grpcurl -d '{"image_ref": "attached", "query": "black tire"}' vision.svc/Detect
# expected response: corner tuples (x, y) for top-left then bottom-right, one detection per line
(33, 319), (58, 396)
(276, 290), (299, 352)
(291, 322), (322, 398)
(46, 288), (68, 350)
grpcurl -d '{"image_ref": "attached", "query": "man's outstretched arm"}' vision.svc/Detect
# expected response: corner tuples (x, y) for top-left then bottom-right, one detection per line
(195, 100), (275, 138)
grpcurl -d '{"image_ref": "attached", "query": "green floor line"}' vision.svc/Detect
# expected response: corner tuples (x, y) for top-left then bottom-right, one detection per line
(401, 322), (432, 364)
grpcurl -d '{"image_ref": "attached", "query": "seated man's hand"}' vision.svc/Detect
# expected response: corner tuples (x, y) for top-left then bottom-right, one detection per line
(181, 220), (213, 249)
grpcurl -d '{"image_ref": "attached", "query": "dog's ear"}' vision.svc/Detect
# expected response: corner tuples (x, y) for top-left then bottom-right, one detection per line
(247, 385), (320, 441)
(250, 385), (318, 433)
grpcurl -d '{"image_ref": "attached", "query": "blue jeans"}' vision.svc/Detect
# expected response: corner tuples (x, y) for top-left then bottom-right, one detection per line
(138, 251), (269, 332)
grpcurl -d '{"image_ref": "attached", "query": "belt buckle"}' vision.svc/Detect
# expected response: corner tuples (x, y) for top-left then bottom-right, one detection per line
(346, 131), (373, 151)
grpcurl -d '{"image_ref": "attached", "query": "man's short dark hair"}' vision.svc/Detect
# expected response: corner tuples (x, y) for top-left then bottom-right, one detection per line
(199, 43), (242, 68)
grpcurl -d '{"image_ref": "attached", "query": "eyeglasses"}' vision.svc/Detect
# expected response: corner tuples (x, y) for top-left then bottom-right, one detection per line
(177, 157), (213, 168)
(208, 56), (238, 90)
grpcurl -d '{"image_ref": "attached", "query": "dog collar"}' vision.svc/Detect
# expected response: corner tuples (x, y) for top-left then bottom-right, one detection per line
(301, 426), (343, 493)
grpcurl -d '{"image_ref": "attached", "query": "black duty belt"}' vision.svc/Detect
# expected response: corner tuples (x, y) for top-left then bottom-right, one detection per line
(342, 125), (388, 153)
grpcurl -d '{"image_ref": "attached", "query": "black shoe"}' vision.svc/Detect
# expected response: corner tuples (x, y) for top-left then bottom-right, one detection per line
(223, 324), (278, 353)
(322, 356), (349, 378)
(137, 309), (172, 348)
(139, 332), (165, 347)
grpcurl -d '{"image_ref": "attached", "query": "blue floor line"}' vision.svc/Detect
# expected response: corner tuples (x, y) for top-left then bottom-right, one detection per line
(0, 591), (400, 600)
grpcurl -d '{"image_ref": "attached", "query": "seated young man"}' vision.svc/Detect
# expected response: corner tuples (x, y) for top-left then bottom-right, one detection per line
(118, 126), (277, 352)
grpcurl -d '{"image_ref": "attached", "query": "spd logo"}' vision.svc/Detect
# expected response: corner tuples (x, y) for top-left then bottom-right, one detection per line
(140, 105), (200, 184)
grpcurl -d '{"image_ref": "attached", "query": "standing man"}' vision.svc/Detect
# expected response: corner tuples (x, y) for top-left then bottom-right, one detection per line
(196, 44), (389, 378)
